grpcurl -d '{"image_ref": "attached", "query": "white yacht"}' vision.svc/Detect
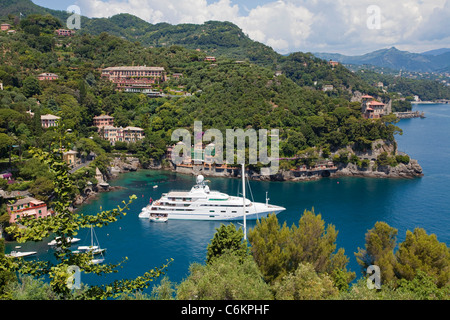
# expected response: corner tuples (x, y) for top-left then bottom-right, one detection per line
(139, 171), (285, 221)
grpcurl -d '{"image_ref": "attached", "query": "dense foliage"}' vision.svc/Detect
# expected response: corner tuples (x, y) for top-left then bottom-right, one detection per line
(4, 211), (448, 300)
(1, 140), (170, 299)
(0, 13), (404, 176)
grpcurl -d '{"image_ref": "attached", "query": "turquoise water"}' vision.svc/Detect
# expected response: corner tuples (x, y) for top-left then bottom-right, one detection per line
(6, 103), (450, 291)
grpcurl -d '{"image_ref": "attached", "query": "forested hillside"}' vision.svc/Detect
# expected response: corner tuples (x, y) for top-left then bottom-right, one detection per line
(0, 12), (402, 173)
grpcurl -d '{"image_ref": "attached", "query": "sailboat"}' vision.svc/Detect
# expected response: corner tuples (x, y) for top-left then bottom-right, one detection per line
(73, 226), (106, 264)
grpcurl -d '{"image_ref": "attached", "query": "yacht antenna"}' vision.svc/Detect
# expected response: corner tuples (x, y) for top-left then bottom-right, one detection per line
(242, 163), (246, 241)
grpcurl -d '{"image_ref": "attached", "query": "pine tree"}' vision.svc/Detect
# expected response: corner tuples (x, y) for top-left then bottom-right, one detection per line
(206, 223), (248, 264)
(395, 228), (450, 288)
(355, 221), (398, 284)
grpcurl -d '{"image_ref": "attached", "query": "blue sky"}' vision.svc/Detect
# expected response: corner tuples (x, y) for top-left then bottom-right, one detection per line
(32, 0), (450, 55)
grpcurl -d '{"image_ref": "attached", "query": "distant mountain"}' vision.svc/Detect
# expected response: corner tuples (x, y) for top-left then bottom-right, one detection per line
(314, 47), (450, 73)
(79, 14), (281, 67)
(421, 48), (450, 56)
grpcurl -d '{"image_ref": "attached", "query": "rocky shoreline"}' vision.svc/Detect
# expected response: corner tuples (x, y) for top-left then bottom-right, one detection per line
(72, 157), (140, 207)
(164, 160), (423, 182)
(74, 149), (423, 207)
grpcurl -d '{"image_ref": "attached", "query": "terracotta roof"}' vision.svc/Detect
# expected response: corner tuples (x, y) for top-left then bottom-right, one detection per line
(41, 114), (60, 120)
(102, 66), (165, 71)
(93, 115), (114, 119)
(368, 101), (385, 106)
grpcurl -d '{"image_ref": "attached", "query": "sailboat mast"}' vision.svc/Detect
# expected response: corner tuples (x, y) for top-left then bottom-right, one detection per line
(242, 163), (246, 241)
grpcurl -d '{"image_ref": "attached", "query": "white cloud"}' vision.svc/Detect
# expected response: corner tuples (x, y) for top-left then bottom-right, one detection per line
(75, 0), (450, 54)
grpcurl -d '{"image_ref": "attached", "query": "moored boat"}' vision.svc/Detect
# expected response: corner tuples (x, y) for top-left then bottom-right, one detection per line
(48, 237), (80, 246)
(139, 167), (285, 221)
(6, 251), (37, 258)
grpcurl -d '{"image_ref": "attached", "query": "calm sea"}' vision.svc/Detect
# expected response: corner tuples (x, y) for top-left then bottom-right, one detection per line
(6, 103), (450, 291)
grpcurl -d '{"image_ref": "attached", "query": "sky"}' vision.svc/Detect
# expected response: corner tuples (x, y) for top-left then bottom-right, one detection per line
(32, 0), (450, 55)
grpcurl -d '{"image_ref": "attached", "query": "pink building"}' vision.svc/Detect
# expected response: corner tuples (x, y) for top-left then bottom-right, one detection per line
(7, 197), (49, 224)
(37, 73), (59, 81)
(41, 114), (60, 128)
(1, 24), (11, 31)
(100, 125), (144, 144)
(55, 29), (75, 36)
(328, 60), (339, 67)
(101, 66), (166, 91)
(93, 115), (114, 127)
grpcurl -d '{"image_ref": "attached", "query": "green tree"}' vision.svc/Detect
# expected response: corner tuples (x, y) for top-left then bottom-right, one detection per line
(287, 209), (351, 277)
(206, 223), (248, 264)
(248, 210), (354, 286)
(396, 270), (450, 300)
(22, 76), (42, 98)
(0, 133), (14, 158)
(272, 263), (339, 300)
(248, 213), (290, 283)
(355, 222), (398, 284)
(4, 275), (59, 300)
(395, 228), (450, 288)
(176, 251), (272, 300)
(0, 239), (16, 299)
(29, 176), (55, 202)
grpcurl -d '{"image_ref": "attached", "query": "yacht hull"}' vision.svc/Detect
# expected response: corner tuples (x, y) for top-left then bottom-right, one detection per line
(139, 205), (285, 221)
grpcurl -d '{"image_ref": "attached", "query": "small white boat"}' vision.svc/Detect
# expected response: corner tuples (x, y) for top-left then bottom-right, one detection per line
(6, 251), (37, 258)
(74, 226), (106, 264)
(48, 237), (80, 246)
(153, 185), (158, 189)
(149, 212), (168, 223)
(90, 257), (105, 265)
(73, 246), (106, 255)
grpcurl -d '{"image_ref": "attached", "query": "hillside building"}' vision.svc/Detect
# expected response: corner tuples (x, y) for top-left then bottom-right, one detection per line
(100, 125), (145, 144)
(93, 115), (114, 128)
(328, 60), (339, 67)
(361, 95), (388, 119)
(55, 29), (75, 36)
(7, 197), (49, 224)
(41, 114), (60, 128)
(101, 66), (166, 91)
(37, 73), (59, 81)
(1, 24), (11, 31)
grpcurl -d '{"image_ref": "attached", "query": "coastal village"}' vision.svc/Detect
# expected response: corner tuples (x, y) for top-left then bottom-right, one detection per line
(0, 40), (426, 233)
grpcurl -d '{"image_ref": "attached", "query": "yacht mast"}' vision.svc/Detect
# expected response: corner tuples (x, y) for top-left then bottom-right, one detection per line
(242, 163), (246, 241)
